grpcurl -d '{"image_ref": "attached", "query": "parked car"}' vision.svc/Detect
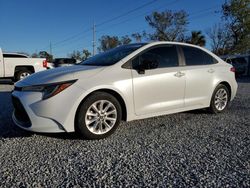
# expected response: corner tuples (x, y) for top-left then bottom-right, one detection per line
(231, 57), (248, 76)
(0, 48), (48, 81)
(52, 58), (77, 68)
(12, 42), (237, 139)
(222, 55), (249, 77)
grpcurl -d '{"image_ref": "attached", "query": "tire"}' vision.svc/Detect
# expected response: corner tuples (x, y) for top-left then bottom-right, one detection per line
(209, 84), (230, 114)
(15, 70), (32, 81)
(76, 92), (122, 139)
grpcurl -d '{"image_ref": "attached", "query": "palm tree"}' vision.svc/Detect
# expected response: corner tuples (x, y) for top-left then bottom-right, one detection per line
(131, 33), (142, 42)
(187, 31), (206, 47)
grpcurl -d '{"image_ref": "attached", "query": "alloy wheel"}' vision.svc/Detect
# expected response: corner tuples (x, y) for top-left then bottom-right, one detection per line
(85, 100), (117, 135)
(214, 88), (228, 111)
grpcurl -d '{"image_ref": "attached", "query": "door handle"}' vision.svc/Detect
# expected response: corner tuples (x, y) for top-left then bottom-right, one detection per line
(208, 68), (215, 73)
(174, 71), (185, 78)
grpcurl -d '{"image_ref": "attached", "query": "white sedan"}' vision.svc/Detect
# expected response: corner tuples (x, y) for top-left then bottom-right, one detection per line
(12, 42), (237, 139)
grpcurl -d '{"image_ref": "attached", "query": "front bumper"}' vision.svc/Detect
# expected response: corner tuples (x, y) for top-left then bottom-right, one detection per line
(12, 94), (65, 133)
(11, 84), (85, 133)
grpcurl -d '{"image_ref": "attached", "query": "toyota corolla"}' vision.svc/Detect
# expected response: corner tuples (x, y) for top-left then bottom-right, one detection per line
(12, 42), (237, 139)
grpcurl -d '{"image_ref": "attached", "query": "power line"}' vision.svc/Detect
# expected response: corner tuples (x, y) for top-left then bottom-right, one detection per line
(53, 0), (179, 50)
(189, 9), (220, 20)
(188, 4), (220, 15)
(96, 0), (158, 27)
(51, 2), (221, 56)
(53, 9), (218, 57)
(52, 28), (92, 47)
(47, 0), (159, 51)
(54, 2), (218, 49)
(96, 4), (220, 37)
(96, 0), (180, 34)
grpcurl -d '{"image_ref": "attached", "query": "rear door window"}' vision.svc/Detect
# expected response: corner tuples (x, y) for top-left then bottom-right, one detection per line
(182, 46), (217, 66)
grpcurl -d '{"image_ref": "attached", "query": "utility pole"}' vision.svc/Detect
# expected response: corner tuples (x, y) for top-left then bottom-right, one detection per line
(49, 41), (52, 55)
(92, 23), (96, 56)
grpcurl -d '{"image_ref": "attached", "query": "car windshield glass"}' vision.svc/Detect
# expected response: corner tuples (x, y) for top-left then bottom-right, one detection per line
(80, 44), (146, 66)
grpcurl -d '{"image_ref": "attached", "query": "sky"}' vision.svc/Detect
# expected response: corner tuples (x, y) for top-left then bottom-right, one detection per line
(0, 0), (225, 58)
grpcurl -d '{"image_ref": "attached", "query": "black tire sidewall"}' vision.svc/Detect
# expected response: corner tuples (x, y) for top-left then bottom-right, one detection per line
(76, 92), (122, 139)
(210, 84), (230, 114)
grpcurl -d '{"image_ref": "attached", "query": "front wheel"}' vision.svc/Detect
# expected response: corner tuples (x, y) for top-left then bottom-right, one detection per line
(76, 92), (122, 139)
(209, 84), (230, 114)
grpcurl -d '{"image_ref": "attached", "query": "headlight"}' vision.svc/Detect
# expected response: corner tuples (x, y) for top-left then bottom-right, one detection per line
(21, 80), (77, 100)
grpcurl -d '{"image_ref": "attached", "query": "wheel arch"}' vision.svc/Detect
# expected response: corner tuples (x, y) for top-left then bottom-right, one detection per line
(14, 65), (35, 74)
(211, 81), (232, 102)
(14, 66), (35, 81)
(75, 88), (128, 126)
(217, 81), (232, 100)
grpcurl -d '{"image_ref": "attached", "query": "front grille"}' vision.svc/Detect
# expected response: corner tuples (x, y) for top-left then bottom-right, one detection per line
(12, 96), (31, 127)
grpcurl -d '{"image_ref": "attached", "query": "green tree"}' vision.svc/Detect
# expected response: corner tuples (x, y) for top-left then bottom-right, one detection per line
(31, 53), (38, 58)
(145, 10), (189, 41)
(98, 35), (120, 52)
(186, 31), (206, 47)
(69, 50), (82, 61)
(207, 24), (231, 55)
(68, 49), (91, 61)
(120, 35), (132, 45)
(222, 0), (250, 54)
(38, 51), (53, 62)
(82, 49), (91, 60)
(131, 33), (143, 42)
(98, 35), (132, 52)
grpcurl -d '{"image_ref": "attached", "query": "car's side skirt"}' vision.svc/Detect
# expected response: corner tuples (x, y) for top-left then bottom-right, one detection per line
(127, 104), (209, 122)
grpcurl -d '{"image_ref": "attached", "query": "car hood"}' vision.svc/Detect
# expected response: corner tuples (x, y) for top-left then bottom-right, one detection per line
(16, 65), (105, 87)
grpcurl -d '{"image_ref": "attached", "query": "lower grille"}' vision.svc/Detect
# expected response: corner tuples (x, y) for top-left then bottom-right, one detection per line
(12, 96), (31, 128)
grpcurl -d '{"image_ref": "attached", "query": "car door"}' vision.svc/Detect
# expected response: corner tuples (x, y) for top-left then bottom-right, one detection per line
(131, 45), (185, 116)
(180, 45), (217, 107)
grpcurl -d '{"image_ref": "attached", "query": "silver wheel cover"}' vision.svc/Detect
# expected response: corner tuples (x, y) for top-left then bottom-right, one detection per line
(20, 72), (31, 80)
(214, 88), (228, 111)
(85, 100), (117, 135)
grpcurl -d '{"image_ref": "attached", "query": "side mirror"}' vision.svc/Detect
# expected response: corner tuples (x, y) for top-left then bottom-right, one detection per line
(137, 59), (158, 74)
(137, 66), (145, 74)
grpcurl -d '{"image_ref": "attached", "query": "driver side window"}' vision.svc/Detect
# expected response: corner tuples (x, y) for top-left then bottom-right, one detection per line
(132, 45), (179, 70)
(132, 53), (159, 70)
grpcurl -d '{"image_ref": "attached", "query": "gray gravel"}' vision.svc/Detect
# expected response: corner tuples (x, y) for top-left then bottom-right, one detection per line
(0, 78), (249, 187)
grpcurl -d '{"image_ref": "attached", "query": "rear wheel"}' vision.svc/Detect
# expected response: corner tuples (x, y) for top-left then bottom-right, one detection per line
(15, 70), (32, 81)
(209, 84), (229, 114)
(76, 92), (122, 139)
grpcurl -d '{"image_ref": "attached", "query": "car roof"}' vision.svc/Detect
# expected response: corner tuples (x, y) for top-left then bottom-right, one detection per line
(122, 41), (212, 53)
(113, 41), (223, 67)
(146, 41), (203, 48)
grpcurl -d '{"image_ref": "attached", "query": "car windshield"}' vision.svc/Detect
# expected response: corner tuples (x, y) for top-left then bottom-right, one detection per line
(80, 43), (146, 66)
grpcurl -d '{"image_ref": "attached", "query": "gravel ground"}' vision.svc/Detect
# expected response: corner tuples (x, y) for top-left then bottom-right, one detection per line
(0, 79), (249, 187)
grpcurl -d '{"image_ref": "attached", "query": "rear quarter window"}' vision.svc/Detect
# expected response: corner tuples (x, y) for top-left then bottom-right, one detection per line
(182, 46), (217, 66)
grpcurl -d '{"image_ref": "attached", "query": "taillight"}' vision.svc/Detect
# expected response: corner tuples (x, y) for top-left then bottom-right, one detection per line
(43, 60), (48, 68)
(230, 67), (236, 73)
